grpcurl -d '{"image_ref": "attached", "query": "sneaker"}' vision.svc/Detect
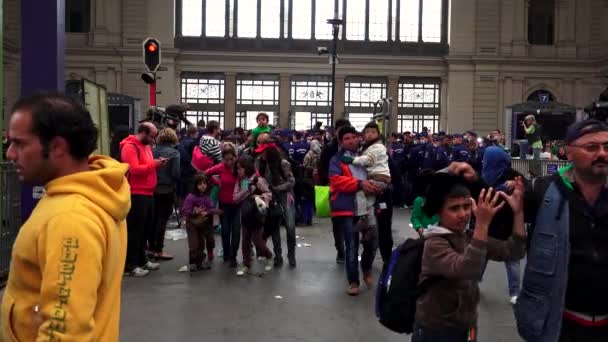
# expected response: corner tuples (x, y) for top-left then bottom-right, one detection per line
(347, 283), (360, 296)
(236, 266), (249, 276)
(274, 256), (284, 267)
(144, 261), (160, 271)
(264, 260), (273, 272)
(509, 296), (518, 305)
(336, 253), (345, 264)
(154, 252), (174, 261)
(200, 261), (212, 270)
(363, 272), (374, 289)
(125, 267), (149, 277)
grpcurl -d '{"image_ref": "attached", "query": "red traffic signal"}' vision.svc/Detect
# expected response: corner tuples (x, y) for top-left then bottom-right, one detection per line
(142, 38), (161, 72)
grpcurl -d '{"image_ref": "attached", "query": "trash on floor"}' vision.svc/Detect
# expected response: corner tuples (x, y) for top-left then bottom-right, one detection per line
(297, 243), (303, 248)
(178, 265), (190, 272)
(274, 295), (283, 299)
(165, 228), (187, 241)
(303, 243), (312, 247)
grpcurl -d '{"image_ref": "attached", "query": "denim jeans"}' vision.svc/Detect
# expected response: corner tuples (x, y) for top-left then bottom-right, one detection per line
(505, 260), (521, 297)
(271, 202), (296, 260)
(300, 199), (314, 225)
(220, 203), (241, 262)
(331, 217), (345, 257)
(411, 323), (469, 342)
(335, 216), (378, 285)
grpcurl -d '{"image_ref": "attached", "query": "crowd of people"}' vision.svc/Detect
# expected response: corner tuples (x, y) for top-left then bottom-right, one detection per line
(3, 93), (608, 342)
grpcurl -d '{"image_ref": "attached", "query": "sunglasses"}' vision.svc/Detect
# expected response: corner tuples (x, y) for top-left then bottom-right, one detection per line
(569, 142), (608, 153)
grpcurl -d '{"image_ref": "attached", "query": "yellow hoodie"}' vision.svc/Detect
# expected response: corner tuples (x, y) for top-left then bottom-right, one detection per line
(1, 155), (130, 342)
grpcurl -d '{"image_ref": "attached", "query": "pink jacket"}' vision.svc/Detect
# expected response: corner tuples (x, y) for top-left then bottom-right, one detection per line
(205, 163), (237, 205)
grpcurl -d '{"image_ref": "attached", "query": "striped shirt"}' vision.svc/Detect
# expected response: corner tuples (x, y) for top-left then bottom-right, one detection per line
(199, 135), (222, 163)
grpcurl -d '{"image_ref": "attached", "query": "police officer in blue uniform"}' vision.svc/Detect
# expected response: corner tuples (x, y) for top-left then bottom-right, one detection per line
(291, 131), (309, 165)
(390, 133), (407, 170)
(433, 135), (450, 171)
(423, 135), (437, 170)
(451, 133), (472, 164)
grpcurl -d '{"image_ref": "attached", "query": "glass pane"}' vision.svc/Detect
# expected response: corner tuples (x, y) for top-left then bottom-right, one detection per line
(206, 1), (226, 37)
(346, 0), (366, 41)
(422, 0), (442, 42)
(237, 0), (257, 38)
(229, 0), (235, 36)
(348, 113), (374, 131)
(261, 0), (281, 38)
(182, 0), (202, 36)
(295, 112), (312, 131)
(315, 0), (335, 39)
(400, 0), (419, 42)
(292, 0), (312, 39)
(247, 111), (274, 130)
(369, 0), (389, 41)
(283, 0), (289, 37)
(391, 0), (397, 40)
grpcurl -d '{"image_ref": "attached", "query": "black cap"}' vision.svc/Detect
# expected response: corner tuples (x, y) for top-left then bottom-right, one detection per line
(566, 119), (608, 145)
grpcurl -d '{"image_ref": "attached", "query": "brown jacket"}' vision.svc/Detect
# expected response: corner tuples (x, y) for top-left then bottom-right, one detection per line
(415, 226), (526, 329)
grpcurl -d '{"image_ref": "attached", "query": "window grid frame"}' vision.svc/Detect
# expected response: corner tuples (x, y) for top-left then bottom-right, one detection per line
(185, 110), (226, 129)
(176, 0), (447, 45)
(397, 78), (441, 134)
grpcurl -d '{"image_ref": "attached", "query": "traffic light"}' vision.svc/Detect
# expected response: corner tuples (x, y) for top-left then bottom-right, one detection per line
(141, 72), (155, 84)
(143, 38), (161, 72)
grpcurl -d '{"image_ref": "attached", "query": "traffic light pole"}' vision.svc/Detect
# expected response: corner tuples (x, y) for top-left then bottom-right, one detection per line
(149, 74), (156, 106)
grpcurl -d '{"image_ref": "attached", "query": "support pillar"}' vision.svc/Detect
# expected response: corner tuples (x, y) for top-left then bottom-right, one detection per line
(388, 76), (399, 133)
(224, 72), (237, 129)
(334, 76), (345, 122)
(440, 77), (448, 132)
(20, 0), (65, 221)
(279, 73), (290, 128)
(512, 0), (528, 56)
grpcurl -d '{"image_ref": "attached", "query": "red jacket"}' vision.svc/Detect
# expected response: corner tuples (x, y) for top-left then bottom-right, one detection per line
(328, 150), (361, 217)
(120, 135), (157, 195)
(205, 163), (237, 205)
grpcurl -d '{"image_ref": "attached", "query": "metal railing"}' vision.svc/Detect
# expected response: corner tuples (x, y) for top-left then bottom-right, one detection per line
(511, 158), (570, 178)
(0, 163), (21, 284)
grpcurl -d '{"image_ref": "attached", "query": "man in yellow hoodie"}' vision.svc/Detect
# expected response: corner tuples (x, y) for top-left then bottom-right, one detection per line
(1, 93), (131, 341)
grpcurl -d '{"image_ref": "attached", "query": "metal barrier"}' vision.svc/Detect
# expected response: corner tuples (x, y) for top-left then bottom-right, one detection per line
(511, 158), (570, 178)
(0, 163), (21, 284)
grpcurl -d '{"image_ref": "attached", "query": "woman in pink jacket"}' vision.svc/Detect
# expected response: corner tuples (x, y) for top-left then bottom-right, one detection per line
(204, 148), (239, 267)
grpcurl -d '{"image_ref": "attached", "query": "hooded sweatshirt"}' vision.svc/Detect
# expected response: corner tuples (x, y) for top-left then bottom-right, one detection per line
(120, 135), (158, 195)
(1, 155), (131, 342)
(415, 225), (526, 329)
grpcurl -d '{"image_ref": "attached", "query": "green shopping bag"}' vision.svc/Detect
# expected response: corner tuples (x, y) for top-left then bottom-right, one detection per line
(314, 185), (331, 218)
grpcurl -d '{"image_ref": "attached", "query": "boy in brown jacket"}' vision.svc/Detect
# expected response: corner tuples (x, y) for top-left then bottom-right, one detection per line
(413, 174), (527, 342)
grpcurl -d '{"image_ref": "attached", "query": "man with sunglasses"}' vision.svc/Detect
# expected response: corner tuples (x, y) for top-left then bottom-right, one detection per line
(447, 119), (608, 341)
(517, 119), (608, 342)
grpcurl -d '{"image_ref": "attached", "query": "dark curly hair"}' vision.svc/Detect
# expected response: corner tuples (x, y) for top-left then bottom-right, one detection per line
(12, 92), (98, 160)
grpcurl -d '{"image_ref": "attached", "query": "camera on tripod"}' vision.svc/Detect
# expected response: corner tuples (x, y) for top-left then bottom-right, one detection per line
(584, 86), (608, 121)
(142, 104), (192, 130)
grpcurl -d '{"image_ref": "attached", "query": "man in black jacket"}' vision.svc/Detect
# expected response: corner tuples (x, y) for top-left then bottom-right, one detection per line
(319, 119), (351, 263)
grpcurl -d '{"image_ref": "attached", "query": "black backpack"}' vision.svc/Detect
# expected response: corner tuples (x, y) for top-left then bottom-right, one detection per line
(375, 237), (448, 334)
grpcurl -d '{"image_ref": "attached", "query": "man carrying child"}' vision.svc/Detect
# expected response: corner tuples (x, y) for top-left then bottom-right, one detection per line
(329, 126), (383, 296)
